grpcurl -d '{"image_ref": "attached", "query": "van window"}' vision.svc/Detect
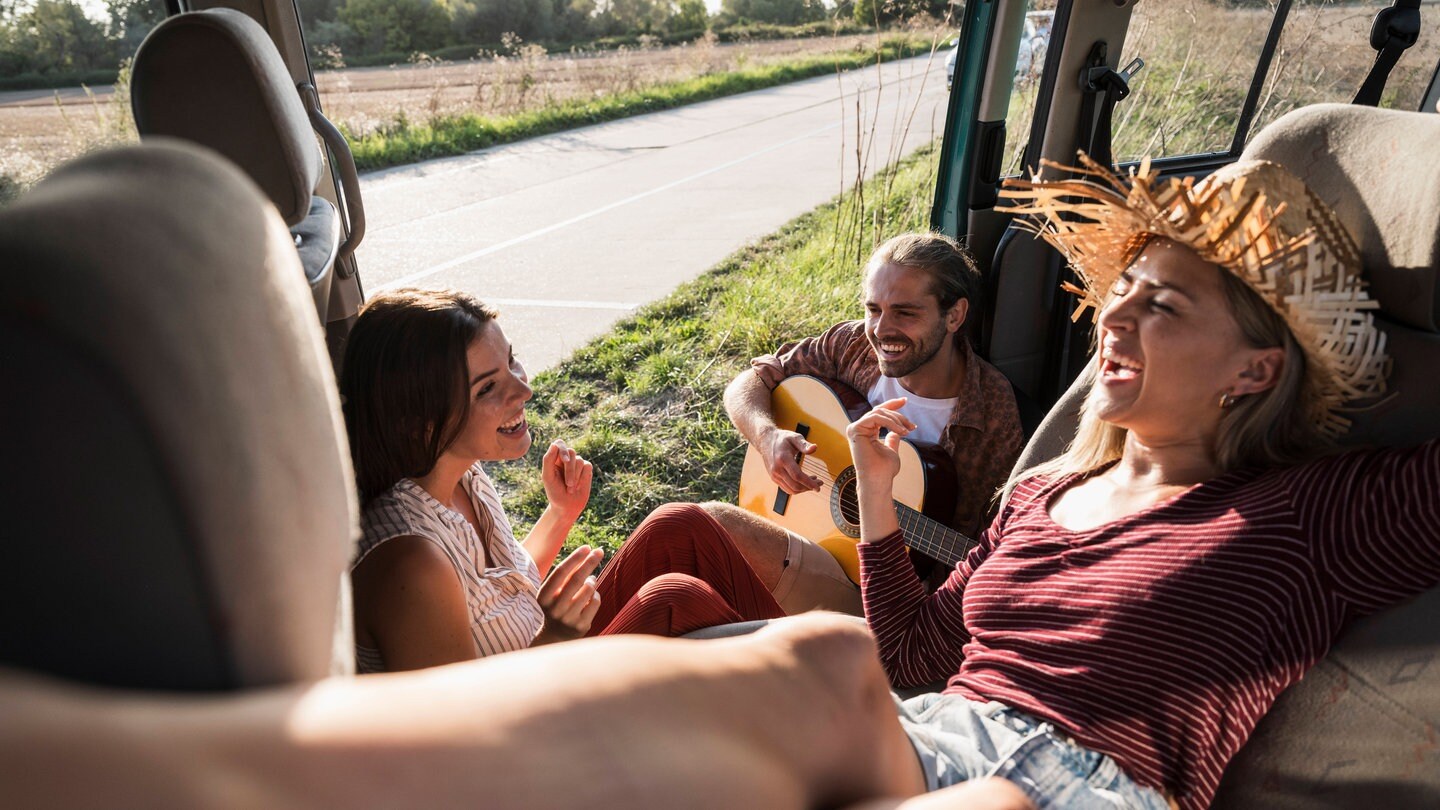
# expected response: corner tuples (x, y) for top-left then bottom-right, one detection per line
(1002, 4), (1057, 175)
(1110, 0), (1275, 163)
(1246, 0), (1440, 140)
(1112, 0), (1440, 165)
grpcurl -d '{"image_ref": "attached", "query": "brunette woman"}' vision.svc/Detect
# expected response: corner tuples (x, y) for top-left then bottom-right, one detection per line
(339, 290), (785, 673)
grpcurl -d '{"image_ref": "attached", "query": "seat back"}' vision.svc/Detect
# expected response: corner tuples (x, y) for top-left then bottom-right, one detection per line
(1005, 104), (1440, 806)
(131, 8), (339, 316)
(0, 142), (356, 690)
(1212, 103), (1440, 808)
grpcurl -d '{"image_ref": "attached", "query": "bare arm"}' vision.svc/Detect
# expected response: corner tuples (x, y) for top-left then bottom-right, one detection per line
(0, 615), (929, 810)
(724, 370), (822, 494)
(521, 440), (593, 577)
(351, 536), (478, 671)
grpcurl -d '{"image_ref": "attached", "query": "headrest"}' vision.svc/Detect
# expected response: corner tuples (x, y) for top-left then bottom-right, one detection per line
(1243, 104), (1440, 333)
(131, 9), (321, 228)
(0, 142), (355, 689)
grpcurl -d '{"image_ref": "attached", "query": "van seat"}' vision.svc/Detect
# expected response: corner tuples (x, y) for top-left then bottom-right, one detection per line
(0, 142), (355, 690)
(1213, 103), (1440, 808)
(131, 9), (339, 317)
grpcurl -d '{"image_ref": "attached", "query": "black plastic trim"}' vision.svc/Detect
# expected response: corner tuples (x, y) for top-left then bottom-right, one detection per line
(1231, 0), (1293, 155)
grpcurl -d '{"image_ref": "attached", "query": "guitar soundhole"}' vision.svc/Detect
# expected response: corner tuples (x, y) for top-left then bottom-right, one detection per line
(830, 467), (861, 539)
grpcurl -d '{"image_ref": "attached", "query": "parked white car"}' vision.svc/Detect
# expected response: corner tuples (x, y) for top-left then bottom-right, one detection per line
(946, 10), (1054, 90)
(1016, 10), (1054, 81)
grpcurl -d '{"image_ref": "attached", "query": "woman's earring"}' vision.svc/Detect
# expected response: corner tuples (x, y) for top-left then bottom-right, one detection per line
(1219, 391), (1238, 409)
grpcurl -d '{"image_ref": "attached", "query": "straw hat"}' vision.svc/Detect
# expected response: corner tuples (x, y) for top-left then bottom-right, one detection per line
(998, 154), (1388, 436)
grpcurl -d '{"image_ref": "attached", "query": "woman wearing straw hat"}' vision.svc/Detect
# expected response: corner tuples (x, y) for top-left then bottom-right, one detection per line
(845, 157), (1438, 810)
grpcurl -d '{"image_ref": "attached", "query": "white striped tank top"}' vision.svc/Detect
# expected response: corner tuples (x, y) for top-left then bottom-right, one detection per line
(353, 464), (543, 673)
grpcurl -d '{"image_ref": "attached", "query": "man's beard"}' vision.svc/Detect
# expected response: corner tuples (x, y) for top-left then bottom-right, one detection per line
(869, 324), (947, 378)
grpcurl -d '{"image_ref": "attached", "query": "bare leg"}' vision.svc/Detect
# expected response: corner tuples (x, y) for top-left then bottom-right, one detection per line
(2, 614), (924, 809)
(702, 502), (864, 616)
(701, 500), (794, 589)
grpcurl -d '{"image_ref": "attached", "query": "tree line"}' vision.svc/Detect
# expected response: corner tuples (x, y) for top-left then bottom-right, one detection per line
(0, 0), (954, 84)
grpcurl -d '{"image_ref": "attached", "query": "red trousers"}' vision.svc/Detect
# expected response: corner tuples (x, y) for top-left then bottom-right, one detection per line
(586, 503), (786, 638)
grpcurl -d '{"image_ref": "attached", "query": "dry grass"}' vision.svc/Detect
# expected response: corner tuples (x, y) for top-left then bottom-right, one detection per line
(0, 32), (913, 199)
(1112, 0), (1439, 162)
(0, 61), (136, 201)
(319, 33), (888, 140)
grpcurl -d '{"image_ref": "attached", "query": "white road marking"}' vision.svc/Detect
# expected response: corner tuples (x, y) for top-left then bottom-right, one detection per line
(374, 119), (840, 291)
(486, 297), (638, 310)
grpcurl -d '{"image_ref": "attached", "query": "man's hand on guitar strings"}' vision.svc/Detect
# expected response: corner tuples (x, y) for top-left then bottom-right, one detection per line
(761, 427), (823, 494)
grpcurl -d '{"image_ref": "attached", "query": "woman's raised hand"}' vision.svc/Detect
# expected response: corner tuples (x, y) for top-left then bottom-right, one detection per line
(541, 440), (593, 522)
(845, 398), (913, 486)
(533, 545), (605, 644)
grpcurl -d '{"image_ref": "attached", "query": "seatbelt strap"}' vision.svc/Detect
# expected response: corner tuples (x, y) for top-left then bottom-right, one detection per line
(1353, 0), (1422, 106)
(1076, 42), (1145, 169)
(1043, 47), (1145, 402)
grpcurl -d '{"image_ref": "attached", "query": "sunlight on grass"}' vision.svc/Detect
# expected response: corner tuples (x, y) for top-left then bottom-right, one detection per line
(490, 142), (941, 555)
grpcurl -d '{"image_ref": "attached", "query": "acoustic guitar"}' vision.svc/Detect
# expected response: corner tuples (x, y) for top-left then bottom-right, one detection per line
(736, 375), (977, 585)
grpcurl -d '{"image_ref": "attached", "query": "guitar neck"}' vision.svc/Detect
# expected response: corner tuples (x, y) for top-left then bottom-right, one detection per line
(894, 503), (974, 569)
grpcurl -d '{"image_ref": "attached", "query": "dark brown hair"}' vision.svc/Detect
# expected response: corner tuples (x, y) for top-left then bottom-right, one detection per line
(866, 231), (981, 311)
(340, 289), (499, 505)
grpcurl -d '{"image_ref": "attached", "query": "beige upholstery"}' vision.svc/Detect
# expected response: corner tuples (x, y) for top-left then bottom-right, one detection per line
(1211, 104), (1440, 809)
(131, 9), (321, 228)
(1002, 104), (1440, 806)
(1240, 104), (1440, 451)
(0, 142), (356, 688)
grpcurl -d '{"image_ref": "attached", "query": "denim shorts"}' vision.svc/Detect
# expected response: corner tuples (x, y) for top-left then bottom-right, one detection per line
(893, 693), (1171, 810)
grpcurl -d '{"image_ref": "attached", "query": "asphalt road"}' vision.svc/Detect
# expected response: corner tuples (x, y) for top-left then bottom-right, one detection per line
(356, 52), (951, 373)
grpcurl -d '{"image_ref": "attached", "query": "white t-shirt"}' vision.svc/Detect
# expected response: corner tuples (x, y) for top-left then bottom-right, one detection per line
(866, 375), (957, 446)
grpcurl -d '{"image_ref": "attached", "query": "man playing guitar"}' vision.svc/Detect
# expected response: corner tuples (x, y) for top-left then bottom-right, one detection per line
(703, 232), (1024, 616)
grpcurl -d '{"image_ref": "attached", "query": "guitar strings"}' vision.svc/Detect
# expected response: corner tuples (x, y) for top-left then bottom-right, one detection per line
(793, 458), (941, 540)
(788, 458), (978, 561)
(783, 455), (973, 562)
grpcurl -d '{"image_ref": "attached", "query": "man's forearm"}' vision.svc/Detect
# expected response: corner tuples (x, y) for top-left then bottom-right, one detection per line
(723, 370), (778, 446)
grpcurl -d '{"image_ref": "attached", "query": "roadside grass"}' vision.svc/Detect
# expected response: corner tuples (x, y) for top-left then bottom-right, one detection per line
(487, 141), (941, 555)
(346, 35), (935, 171)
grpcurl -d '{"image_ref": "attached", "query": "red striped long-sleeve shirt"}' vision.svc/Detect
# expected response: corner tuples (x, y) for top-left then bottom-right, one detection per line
(859, 440), (1440, 810)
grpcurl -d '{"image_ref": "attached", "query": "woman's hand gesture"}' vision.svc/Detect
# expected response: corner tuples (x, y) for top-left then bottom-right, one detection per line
(533, 545), (604, 644)
(541, 440), (592, 522)
(844, 398), (912, 542)
(844, 398), (913, 488)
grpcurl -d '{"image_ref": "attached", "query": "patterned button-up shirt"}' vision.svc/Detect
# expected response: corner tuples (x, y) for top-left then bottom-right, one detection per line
(750, 320), (1024, 539)
(353, 464), (543, 672)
